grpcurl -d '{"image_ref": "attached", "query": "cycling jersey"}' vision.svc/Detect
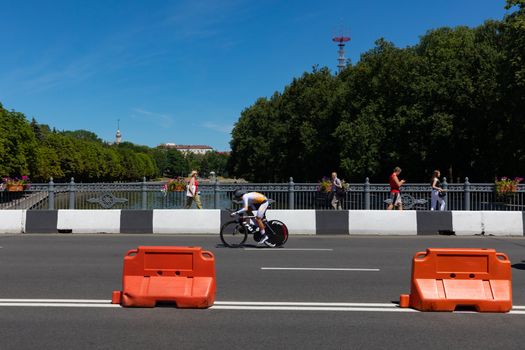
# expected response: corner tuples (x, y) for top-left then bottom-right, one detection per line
(242, 192), (267, 209)
(236, 192), (269, 219)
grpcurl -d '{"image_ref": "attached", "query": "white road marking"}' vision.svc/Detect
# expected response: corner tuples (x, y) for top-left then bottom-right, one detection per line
(244, 248), (333, 251)
(0, 303), (120, 308)
(210, 301), (525, 314)
(0, 299), (112, 303)
(0, 299), (117, 308)
(0, 299), (522, 314)
(210, 305), (417, 312)
(261, 267), (380, 272)
(214, 301), (395, 307)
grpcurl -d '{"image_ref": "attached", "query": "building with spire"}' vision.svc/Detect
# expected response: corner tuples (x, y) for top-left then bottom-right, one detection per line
(115, 119), (122, 145)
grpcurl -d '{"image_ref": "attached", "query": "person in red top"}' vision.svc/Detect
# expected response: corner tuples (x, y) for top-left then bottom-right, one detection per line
(185, 170), (203, 209)
(387, 167), (405, 210)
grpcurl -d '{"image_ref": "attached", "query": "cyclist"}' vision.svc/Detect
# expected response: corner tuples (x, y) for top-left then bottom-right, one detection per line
(230, 189), (275, 247)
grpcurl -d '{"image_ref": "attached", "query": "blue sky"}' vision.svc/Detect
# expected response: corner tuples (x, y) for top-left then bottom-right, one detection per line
(0, 0), (510, 151)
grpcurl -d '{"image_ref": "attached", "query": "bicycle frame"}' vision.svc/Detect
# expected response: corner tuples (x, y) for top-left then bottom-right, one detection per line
(235, 214), (268, 229)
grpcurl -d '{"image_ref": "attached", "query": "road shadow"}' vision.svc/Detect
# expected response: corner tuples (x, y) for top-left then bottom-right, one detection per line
(215, 243), (268, 249)
(438, 230), (456, 236)
(511, 261), (525, 270)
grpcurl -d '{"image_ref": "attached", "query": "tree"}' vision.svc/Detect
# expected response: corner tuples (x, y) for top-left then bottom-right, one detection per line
(165, 149), (188, 177)
(32, 146), (64, 180)
(199, 151), (229, 177)
(229, 68), (342, 182)
(229, 4), (525, 182)
(61, 130), (102, 143)
(0, 105), (39, 177)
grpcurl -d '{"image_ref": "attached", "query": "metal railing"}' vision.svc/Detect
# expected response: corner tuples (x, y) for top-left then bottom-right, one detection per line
(0, 177), (523, 211)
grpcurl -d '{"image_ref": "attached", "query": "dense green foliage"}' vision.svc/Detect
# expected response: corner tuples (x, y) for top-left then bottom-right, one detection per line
(0, 105), (228, 182)
(229, 1), (525, 182)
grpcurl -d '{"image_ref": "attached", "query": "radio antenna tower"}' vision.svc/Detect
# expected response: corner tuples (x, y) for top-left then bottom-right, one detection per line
(332, 33), (351, 74)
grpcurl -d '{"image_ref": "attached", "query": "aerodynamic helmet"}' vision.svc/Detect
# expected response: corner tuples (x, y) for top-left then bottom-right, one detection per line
(233, 189), (246, 199)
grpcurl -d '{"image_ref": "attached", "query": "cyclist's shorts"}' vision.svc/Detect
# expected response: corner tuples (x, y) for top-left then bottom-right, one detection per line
(255, 200), (269, 219)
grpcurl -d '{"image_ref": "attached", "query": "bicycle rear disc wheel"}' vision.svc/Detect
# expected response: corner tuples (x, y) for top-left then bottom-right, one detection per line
(220, 221), (247, 248)
(266, 220), (288, 247)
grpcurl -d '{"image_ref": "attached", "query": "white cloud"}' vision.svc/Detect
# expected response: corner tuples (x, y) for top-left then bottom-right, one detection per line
(201, 121), (233, 133)
(131, 108), (174, 128)
(162, 0), (256, 42)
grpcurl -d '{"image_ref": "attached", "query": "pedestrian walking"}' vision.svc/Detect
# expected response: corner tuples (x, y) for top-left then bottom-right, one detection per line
(387, 167), (405, 210)
(185, 170), (203, 209)
(330, 172), (343, 210)
(430, 170), (446, 211)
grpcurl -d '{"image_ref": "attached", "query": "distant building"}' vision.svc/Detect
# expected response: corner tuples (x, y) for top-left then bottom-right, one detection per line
(160, 143), (214, 155)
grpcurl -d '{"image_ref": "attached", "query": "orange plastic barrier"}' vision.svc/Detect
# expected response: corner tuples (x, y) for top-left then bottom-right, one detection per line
(112, 246), (216, 308)
(399, 248), (512, 312)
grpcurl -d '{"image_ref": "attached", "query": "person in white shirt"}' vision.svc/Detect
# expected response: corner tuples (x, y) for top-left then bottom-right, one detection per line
(430, 170), (446, 211)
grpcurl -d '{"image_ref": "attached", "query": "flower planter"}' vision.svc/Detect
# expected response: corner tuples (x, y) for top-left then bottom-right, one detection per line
(6, 184), (24, 192)
(164, 177), (187, 193)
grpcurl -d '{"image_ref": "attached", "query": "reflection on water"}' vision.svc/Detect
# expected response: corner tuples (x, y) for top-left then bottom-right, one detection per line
(147, 191), (234, 210)
(31, 187), (313, 210)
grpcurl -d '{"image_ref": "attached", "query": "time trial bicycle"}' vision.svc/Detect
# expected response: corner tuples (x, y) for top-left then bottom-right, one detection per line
(220, 211), (289, 248)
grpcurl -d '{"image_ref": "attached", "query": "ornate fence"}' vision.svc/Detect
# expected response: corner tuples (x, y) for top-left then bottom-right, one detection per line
(0, 177), (524, 211)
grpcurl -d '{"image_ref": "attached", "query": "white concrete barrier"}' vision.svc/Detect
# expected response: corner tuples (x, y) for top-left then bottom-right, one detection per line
(349, 210), (417, 235)
(153, 209), (220, 234)
(266, 210), (316, 235)
(0, 209), (522, 236)
(452, 211), (483, 236)
(0, 210), (25, 234)
(481, 211), (524, 236)
(57, 210), (121, 233)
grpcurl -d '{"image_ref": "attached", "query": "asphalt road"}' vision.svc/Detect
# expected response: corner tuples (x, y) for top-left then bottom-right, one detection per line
(1, 234), (525, 350)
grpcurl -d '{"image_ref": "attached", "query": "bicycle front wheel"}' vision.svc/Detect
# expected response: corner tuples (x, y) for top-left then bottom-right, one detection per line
(266, 220), (288, 247)
(220, 221), (247, 248)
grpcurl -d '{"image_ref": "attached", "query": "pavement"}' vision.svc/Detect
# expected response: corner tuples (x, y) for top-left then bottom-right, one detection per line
(1, 234), (525, 349)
